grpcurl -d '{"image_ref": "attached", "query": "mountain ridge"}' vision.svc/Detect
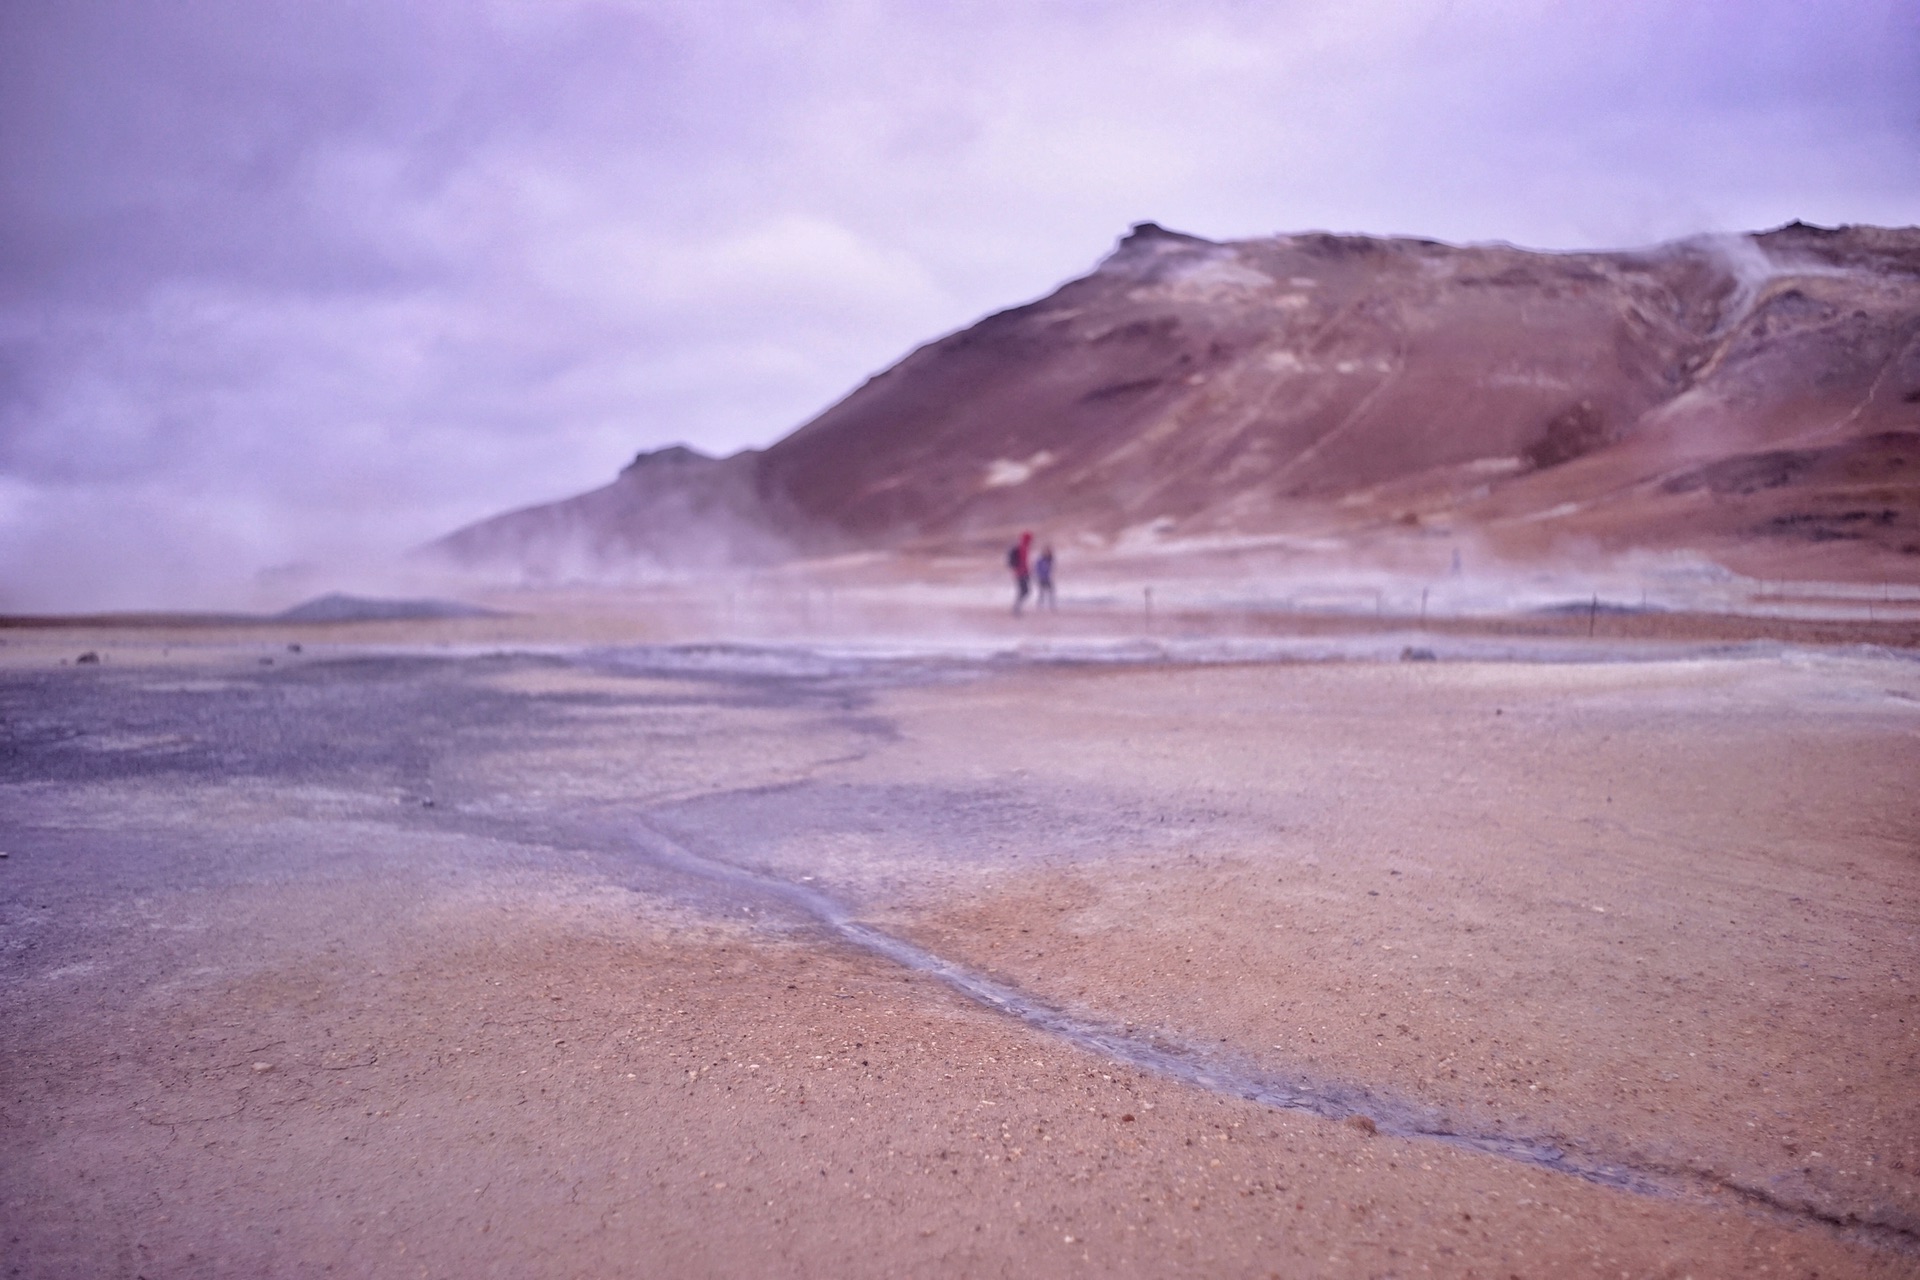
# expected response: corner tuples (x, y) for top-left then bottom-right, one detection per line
(427, 220), (1920, 583)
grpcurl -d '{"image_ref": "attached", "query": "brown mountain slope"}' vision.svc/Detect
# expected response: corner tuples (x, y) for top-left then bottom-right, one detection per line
(429, 221), (1920, 583)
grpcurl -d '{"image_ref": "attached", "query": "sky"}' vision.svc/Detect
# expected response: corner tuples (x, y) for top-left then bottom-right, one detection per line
(2, 0), (1916, 611)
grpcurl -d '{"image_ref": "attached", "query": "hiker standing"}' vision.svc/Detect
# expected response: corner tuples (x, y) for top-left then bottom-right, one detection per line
(1008, 530), (1033, 614)
(1035, 545), (1056, 610)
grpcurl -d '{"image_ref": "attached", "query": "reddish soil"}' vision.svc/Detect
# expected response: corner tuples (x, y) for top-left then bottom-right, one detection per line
(2, 608), (1917, 1277)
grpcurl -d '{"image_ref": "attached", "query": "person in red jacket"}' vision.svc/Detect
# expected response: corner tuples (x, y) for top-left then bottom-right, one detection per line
(1007, 530), (1033, 615)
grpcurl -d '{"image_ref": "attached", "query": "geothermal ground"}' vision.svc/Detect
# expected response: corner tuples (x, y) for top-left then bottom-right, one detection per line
(2, 596), (1918, 1278)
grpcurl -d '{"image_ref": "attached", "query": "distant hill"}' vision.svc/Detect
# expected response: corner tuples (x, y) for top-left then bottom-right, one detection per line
(425, 221), (1920, 583)
(277, 594), (502, 623)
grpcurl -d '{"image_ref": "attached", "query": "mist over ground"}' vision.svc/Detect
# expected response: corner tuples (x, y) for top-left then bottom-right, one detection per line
(2, 0), (1916, 612)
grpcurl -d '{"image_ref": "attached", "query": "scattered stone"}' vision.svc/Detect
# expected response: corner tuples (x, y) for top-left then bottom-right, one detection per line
(76, 651), (100, 664)
(1400, 646), (1437, 662)
(287, 643), (302, 653)
(1345, 1115), (1377, 1135)
(1120, 1113), (1135, 1122)
(251, 1062), (274, 1073)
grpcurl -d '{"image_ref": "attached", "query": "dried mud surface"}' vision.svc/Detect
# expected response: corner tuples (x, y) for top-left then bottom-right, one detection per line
(2, 620), (1918, 1278)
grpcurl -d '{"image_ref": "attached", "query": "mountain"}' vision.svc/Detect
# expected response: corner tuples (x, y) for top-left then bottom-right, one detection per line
(426, 221), (1920, 584)
(426, 445), (811, 580)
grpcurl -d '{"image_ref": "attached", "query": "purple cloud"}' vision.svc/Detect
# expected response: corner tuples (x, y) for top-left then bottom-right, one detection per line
(1, 0), (1914, 609)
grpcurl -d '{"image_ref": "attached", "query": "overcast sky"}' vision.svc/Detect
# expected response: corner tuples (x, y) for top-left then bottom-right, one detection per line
(2, 0), (1915, 610)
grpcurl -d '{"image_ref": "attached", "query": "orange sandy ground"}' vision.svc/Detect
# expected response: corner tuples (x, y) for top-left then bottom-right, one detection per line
(2, 610), (1917, 1278)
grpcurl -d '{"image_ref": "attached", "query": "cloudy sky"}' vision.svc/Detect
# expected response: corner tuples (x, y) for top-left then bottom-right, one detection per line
(2, 0), (1915, 610)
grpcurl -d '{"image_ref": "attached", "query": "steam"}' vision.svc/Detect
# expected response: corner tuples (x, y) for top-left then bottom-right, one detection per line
(1688, 232), (1862, 339)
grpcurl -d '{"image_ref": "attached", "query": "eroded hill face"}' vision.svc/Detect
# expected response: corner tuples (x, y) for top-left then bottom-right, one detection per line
(430, 222), (1920, 583)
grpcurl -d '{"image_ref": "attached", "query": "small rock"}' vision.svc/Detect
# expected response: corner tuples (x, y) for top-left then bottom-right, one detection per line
(1400, 646), (1437, 662)
(287, 643), (302, 653)
(251, 1062), (274, 1073)
(1345, 1115), (1377, 1135)
(76, 651), (100, 665)
(1120, 1113), (1135, 1122)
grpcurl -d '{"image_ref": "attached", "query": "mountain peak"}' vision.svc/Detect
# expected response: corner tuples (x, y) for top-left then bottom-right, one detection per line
(430, 223), (1920, 586)
(620, 444), (716, 475)
(1122, 221), (1211, 246)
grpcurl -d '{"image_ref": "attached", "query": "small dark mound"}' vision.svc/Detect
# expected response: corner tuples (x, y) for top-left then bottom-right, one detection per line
(1532, 600), (1654, 617)
(276, 593), (503, 623)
